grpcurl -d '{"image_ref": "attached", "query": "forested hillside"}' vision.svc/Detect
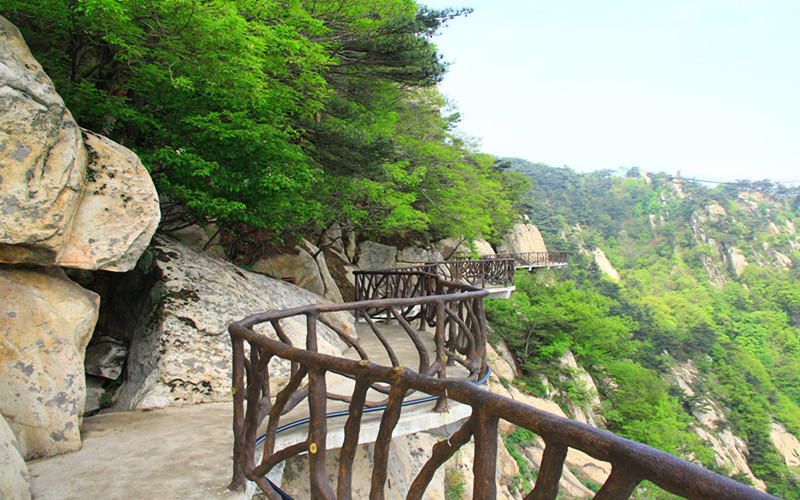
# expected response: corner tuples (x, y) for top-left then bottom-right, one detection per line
(5, 0), (527, 248)
(488, 159), (800, 496)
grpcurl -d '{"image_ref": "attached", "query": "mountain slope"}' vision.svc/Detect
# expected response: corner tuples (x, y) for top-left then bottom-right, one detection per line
(489, 159), (800, 496)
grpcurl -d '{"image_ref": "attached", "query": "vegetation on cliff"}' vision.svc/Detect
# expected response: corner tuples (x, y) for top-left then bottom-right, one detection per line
(487, 159), (800, 496)
(6, 0), (526, 244)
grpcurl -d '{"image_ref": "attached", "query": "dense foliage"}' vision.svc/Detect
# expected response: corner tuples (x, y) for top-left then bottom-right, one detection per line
(6, 0), (526, 243)
(488, 159), (800, 495)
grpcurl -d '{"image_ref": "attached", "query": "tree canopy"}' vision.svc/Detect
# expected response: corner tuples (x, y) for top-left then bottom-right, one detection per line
(7, 0), (525, 242)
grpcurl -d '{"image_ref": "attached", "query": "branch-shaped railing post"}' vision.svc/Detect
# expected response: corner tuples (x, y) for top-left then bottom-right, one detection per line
(530, 442), (568, 499)
(472, 406), (499, 498)
(229, 256), (773, 500)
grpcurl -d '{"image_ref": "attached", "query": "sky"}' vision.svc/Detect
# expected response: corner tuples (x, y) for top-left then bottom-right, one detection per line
(421, 0), (800, 184)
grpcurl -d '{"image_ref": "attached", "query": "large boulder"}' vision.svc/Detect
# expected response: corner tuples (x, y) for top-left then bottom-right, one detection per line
(111, 236), (352, 411)
(0, 18), (160, 271)
(0, 414), (30, 500)
(433, 237), (494, 260)
(397, 246), (443, 264)
(496, 217), (548, 254)
(0, 265), (99, 460)
(0, 17), (87, 266)
(251, 238), (343, 303)
(55, 131), (160, 272)
(357, 241), (397, 270)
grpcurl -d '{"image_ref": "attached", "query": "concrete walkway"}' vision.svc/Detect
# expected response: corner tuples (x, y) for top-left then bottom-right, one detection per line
(27, 320), (475, 499)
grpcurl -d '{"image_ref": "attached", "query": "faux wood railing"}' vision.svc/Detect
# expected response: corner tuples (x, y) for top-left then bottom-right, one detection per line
(228, 273), (489, 496)
(354, 257), (515, 295)
(483, 251), (569, 267)
(228, 265), (773, 500)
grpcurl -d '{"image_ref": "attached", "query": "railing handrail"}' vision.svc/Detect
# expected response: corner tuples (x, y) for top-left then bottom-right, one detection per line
(235, 288), (488, 329)
(229, 321), (774, 500)
(228, 250), (772, 500)
(229, 267), (491, 496)
(482, 250), (569, 265)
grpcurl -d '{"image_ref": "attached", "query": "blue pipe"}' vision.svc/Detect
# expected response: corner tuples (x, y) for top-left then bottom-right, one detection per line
(257, 367), (493, 498)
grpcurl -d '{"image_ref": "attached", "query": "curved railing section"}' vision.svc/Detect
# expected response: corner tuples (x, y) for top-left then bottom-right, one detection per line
(228, 319), (774, 499)
(228, 270), (490, 495)
(228, 256), (772, 500)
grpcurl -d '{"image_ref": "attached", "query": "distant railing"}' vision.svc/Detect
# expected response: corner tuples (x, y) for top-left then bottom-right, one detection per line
(482, 251), (568, 267)
(354, 258), (515, 296)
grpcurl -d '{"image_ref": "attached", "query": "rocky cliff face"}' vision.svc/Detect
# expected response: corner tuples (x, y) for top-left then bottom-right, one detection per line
(106, 236), (352, 411)
(0, 16), (160, 481)
(689, 190), (797, 287)
(496, 215), (549, 255)
(670, 360), (766, 489)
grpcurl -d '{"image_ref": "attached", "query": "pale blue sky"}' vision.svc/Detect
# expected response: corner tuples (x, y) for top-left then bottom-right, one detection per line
(423, 0), (800, 183)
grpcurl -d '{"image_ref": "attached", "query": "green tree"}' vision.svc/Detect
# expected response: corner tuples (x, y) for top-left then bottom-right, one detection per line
(8, 0), (523, 243)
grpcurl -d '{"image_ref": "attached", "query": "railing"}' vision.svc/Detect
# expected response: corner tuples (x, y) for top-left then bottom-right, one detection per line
(483, 251), (569, 267)
(354, 258), (515, 294)
(228, 315), (774, 498)
(228, 257), (772, 500)
(229, 271), (489, 495)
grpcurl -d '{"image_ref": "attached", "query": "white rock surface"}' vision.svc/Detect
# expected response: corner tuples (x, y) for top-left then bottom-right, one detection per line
(486, 343), (517, 381)
(726, 245), (748, 276)
(397, 246), (443, 264)
(671, 361), (766, 490)
(55, 131), (160, 271)
(434, 237), (494, 260)
(302, 238), (343, 303)
(496, 218), (548, 254)
(0, 16), (86, 266)
(0, 19), (159, 270)
(0, 265), (99, 460)
(113, 236), (352, 411)
(0, 414), (30, 500)
(706, 202), (727, 221)
(592, 248), (620, 282)
(558, 351), (603, 427)
(357, 241), (398, 270)
(770, 420), (800, 467)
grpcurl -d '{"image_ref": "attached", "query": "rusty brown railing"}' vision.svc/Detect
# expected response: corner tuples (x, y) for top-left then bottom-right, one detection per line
(229, 271), (490, 496)
(228, 258), (771, 500)
(355, 257), (515, 294)
(483, 251), (569, 267)
(229, 311), (774, 499)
